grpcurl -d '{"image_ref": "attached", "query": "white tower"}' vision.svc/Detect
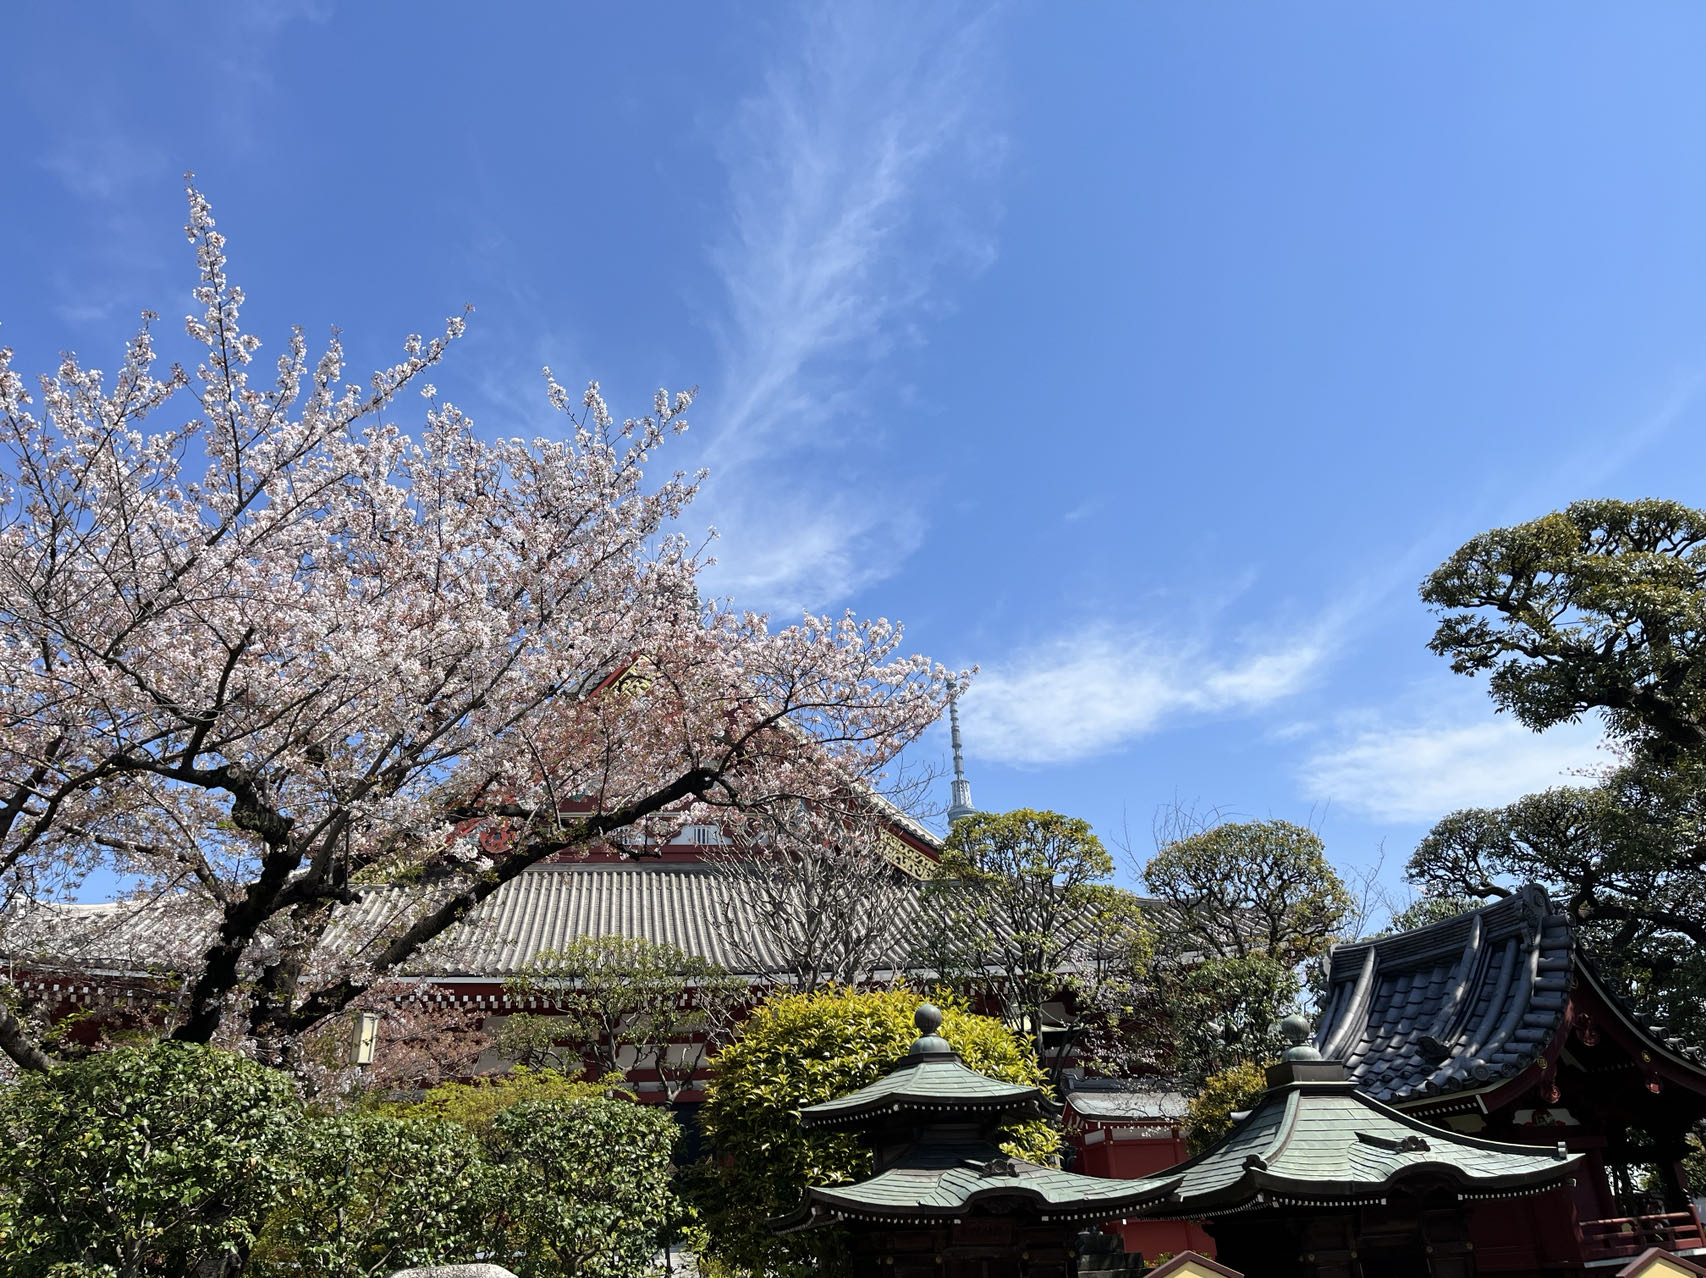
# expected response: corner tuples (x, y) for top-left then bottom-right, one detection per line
(946, 678), (976, 824)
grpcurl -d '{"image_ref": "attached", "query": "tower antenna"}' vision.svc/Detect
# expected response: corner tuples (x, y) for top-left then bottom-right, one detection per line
(946, 677), (975, 824)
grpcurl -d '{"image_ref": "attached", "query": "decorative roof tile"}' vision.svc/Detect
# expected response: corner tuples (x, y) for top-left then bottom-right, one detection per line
(1313, 886), (1573, 1102)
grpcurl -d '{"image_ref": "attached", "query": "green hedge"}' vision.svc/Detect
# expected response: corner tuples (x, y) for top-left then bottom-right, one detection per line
(0, 1044), (680, 1278)
(0, 1040), (298, 1277)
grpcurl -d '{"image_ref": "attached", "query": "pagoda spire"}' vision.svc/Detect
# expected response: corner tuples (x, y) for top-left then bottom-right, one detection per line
(946, 677), (975, 824)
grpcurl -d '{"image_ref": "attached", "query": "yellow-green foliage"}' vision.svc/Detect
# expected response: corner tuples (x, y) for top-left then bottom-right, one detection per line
(1185, 1061), (1269, 1153)
(691, 987), (1055, 1278)
(394, 1066), (621, 1132)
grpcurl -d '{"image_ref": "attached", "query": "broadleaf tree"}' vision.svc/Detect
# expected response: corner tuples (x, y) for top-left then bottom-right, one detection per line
(920, 808), (1153, 1086)
(483, 1096), (681, 1278)
(1137, 814), (1352, 1079)
(249, 1111), (491, 1278)
(0, 1039), (298, 1277)
(691, 987), (1054, 1278)
(0, 180), (956, 1070)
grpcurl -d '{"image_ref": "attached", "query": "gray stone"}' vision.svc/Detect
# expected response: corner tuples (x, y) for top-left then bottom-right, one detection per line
(390, 1266), (518, 1278)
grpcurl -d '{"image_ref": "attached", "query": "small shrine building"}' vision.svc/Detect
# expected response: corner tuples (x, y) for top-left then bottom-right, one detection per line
(1311, 887), (1706, 1269)
(775, 1004), (1182, 1278)
(1134, 1018), (1580, 1278)
(780, 1005), (1587, 1278)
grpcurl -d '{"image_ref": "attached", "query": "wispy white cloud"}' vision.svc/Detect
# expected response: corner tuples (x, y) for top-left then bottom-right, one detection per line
(41, 130), (167, 203)
(707, 495), (929, 604)
(698, 4), (1003, 611)
(960, 625), (1327, 767)
(1298, 695), (1609, 824)
(52, 300), (119, 325)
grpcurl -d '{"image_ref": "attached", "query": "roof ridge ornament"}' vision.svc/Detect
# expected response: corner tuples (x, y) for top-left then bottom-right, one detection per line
(1265, 1014), (1347, 1087)
(909, 1002), (953, 1056)
(1280, 1013), (1323, 1062)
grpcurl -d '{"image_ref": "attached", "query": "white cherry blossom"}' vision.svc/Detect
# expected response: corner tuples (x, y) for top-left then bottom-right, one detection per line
(0, 178), (958, 1068)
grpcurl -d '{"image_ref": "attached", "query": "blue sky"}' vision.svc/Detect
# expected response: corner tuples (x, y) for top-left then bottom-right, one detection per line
(7, 3), (1706, 907)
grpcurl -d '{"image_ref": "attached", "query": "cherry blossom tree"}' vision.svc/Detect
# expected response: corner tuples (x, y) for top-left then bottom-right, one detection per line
(0, 178), (956, 1071)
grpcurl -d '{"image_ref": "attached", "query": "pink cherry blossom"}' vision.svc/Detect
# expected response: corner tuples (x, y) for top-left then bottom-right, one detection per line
(0, 178), (961, 1068)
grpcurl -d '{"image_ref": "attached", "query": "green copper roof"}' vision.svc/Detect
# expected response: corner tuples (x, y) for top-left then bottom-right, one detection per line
(798, 1004), (1046, 1131)
(778, 1140), (1182, 1229)
(781, 1006), (1178, 1233)
(799, 1056), (1045, 1129)
(1138, 1079), (1580, 1219)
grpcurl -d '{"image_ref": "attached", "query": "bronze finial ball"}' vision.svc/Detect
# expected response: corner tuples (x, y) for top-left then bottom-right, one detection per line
(1280, 1013), (1323, 1061)
(907, 1003), (953, 1057)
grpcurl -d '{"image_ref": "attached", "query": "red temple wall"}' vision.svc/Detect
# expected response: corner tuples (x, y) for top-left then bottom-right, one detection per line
(1069, 1123), (1214, 1260)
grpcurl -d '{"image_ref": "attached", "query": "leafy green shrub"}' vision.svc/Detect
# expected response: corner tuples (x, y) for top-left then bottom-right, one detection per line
(250, 1112), (489, 1278)
(0, 1040), (298, 1277)
(397, 1065), (620, 1132)
(1185, 1060), (1270, 1153)
(691, 987), (1055, 1278)
(485, 1096), (681, 1278)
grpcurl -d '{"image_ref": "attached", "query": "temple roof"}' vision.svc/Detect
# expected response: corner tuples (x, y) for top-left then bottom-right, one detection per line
(783, 1004), (1180, 1230)
(800, 1055), (1046, 1131)
(1313, 886), (1574, 1103)
(1, 862), (935, 980)
(781, 1140), (1180, 1227)
(800, 1005), (1048, 1130)
(1139, 1077), (1579, 1219)
(1313, 885), (1706, 1105)
(1064, 1077), (1191, 1124)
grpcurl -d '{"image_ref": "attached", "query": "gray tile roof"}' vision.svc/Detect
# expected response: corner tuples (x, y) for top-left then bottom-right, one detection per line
(1139, 1078), (1578, 1218)
(1312, 886), (1575, 1103)
(2, 863), (936, 980)
(1, 896), (219, 975)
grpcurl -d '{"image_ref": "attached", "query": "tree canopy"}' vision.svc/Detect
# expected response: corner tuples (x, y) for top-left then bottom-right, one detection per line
(1421, 497), (1706, 756)
(921, 809), (1152, 1078)
(1134, 815), (1350, 1078)
(0, 1039), (679, 1278)
(1411, 498), (1706, 1044)
(0, 1040), (298, 1277)
(0, 180), (955, 1072)
(1143, 816), (1351, 970)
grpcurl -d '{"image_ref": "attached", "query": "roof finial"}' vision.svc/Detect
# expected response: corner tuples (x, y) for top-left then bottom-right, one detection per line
(1280, 1013), (1323, 1062)
(946, 677), (975, 824)
(909, 1002), (952, 1056)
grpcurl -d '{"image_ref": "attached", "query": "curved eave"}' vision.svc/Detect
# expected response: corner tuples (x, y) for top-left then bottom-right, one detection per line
(800, 1094), (1046, 1130)
(1138, 1082), (1582, 1221)
(780, 1175), (1184, 1231)
(1139, 1157), (1579, 1220)
(1575, 958), (1706, 1092)
(1395, 959), (1706, 1117)
(1257, 1080), (1584, 1158)
(1249, 1156), (1580, 1201)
